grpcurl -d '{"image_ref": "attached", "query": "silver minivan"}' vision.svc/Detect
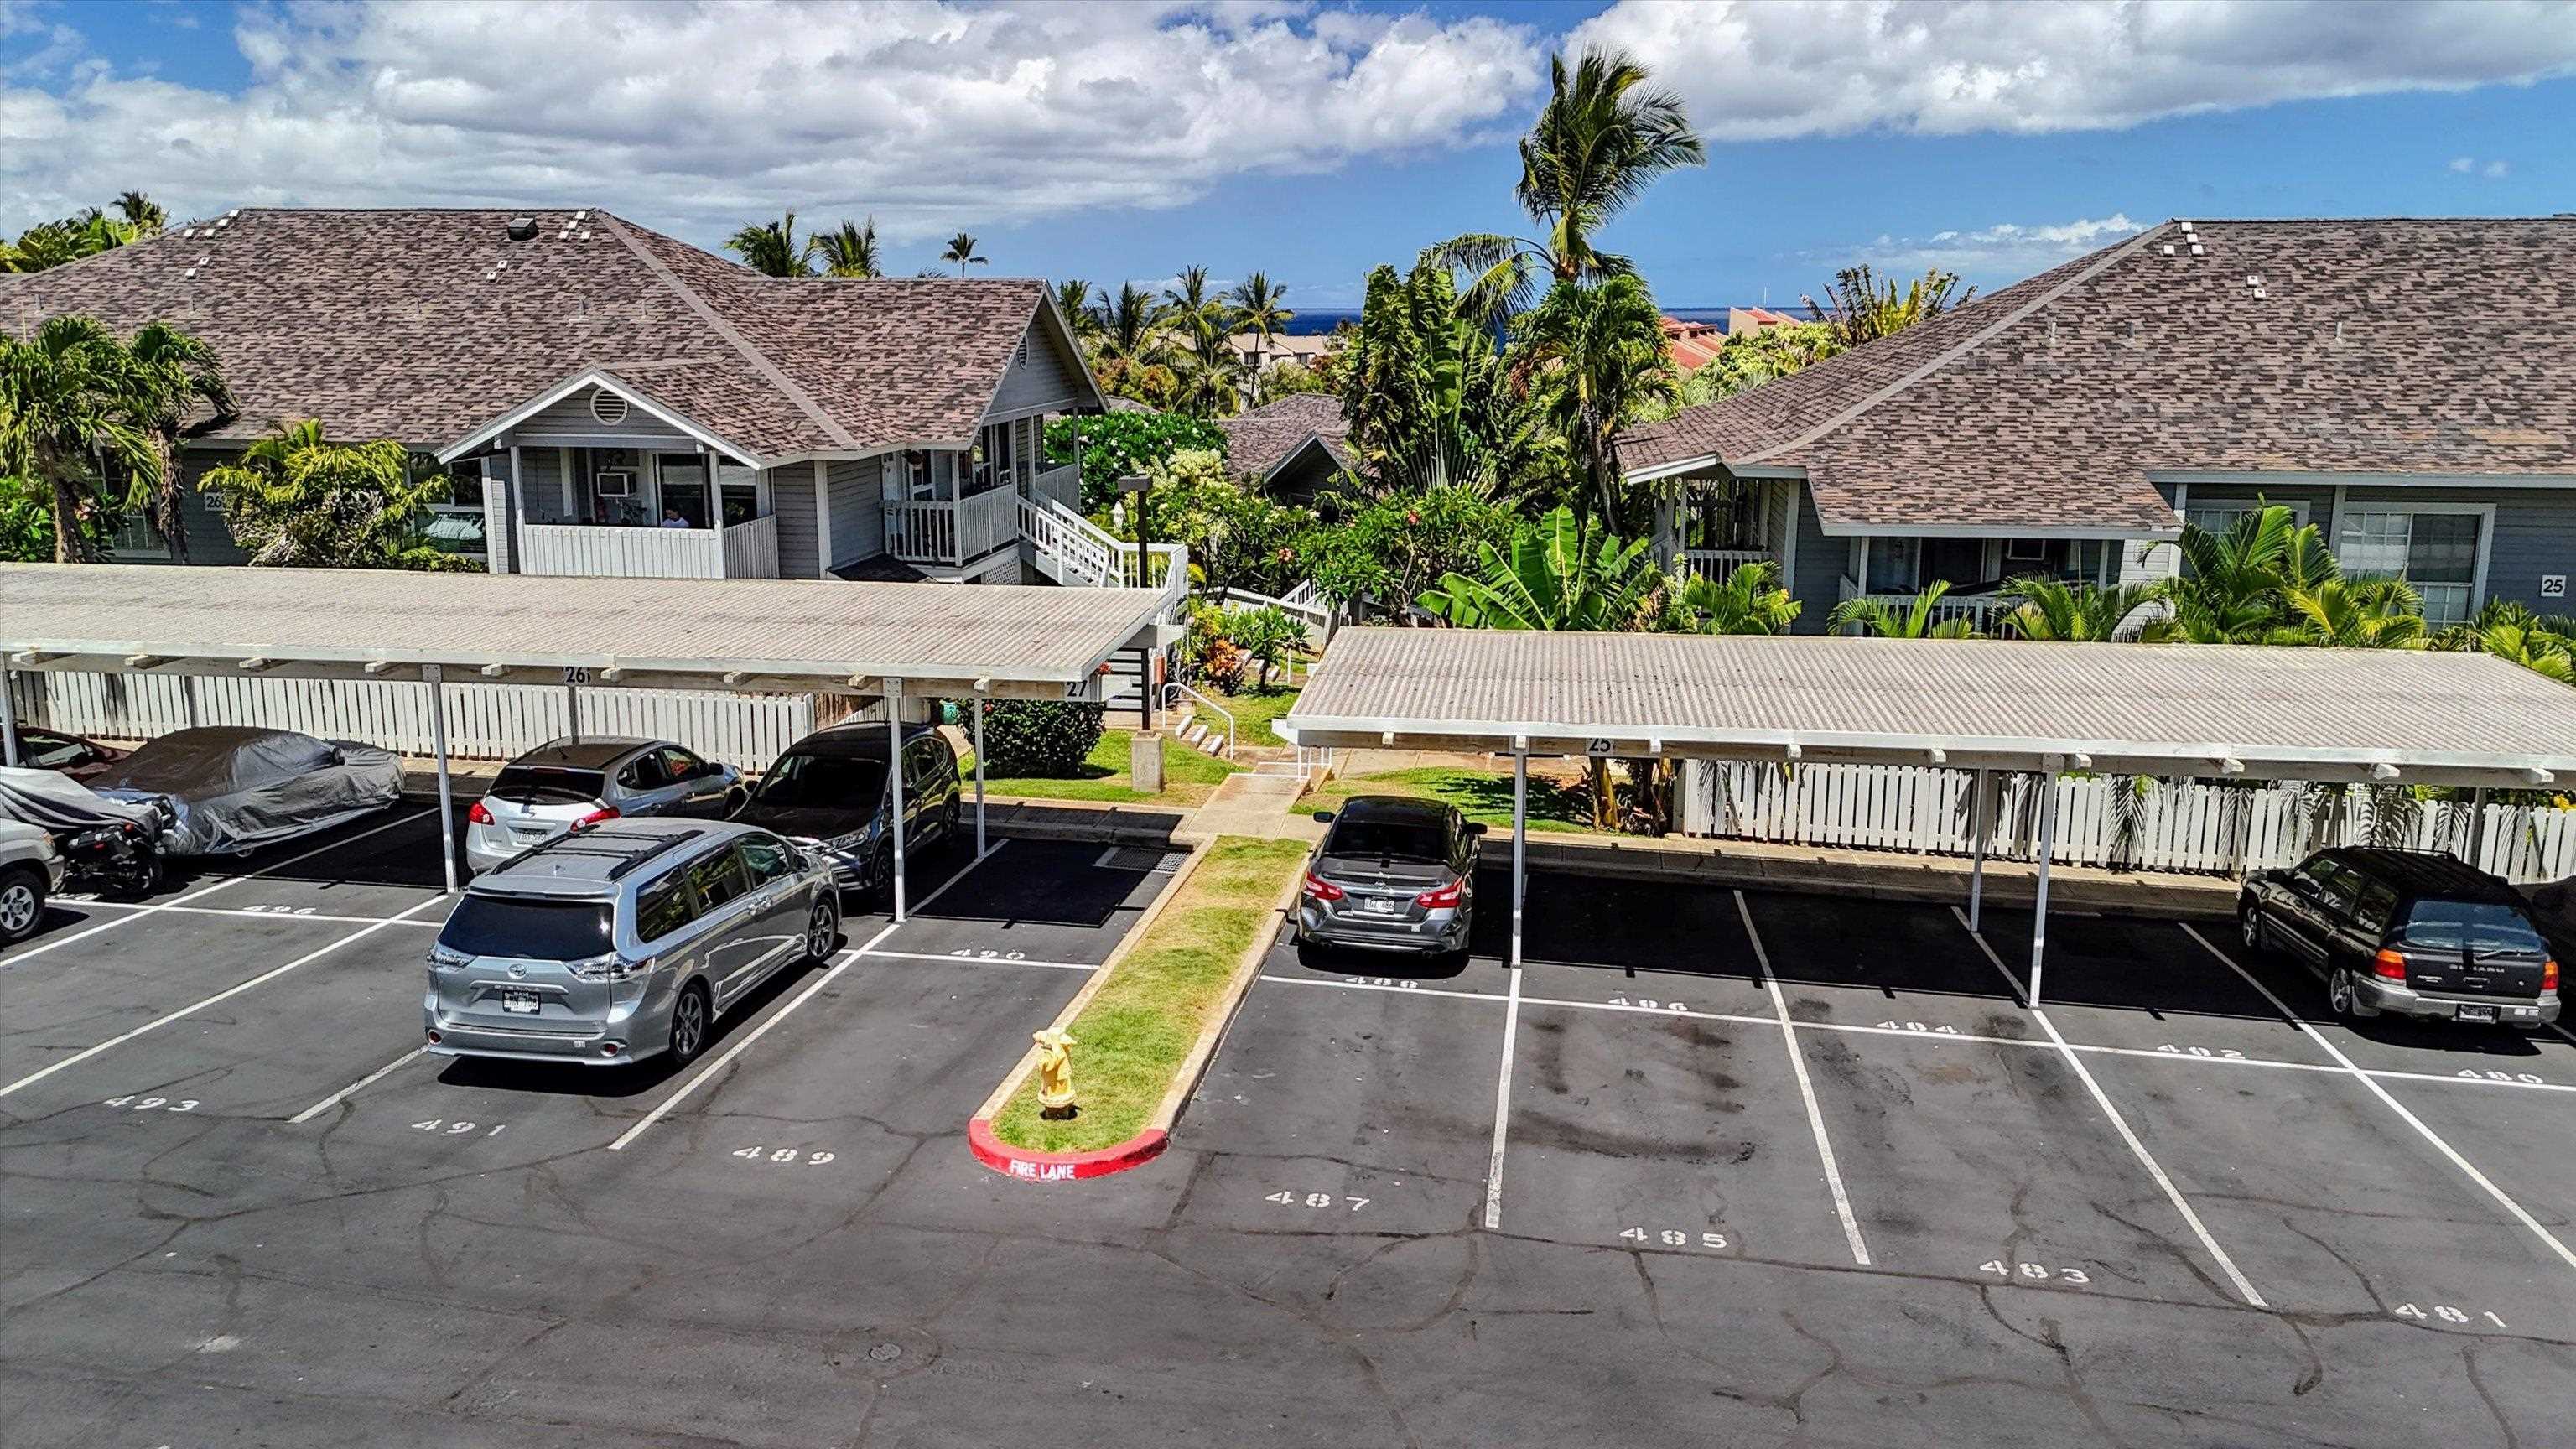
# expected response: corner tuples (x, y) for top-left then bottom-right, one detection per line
(465, 737), (742, 875)
(425, 819), (838, 1067)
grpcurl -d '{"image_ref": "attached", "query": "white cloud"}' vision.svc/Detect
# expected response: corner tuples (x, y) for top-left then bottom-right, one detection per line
(1574, 0), (2576, 139)
(0, 0), (1545, 240)
(1841, 212), (2147, 280)
(2450, 156), (2477, 172)
(2449, 154), (2512, 178)
(2487, 158), (2511, 178)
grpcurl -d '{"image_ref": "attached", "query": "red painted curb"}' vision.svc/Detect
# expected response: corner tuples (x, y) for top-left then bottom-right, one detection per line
(967, 1117), (1167, 1183)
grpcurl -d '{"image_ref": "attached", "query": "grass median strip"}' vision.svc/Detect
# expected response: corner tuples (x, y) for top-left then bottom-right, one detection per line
(991, 835), (1310, 1154)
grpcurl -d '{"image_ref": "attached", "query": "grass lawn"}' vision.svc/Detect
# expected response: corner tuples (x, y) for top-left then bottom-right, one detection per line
(1185, 683), (1299, 747)
(991, 836), (1310, 1153)
(1302, 765), (1603, 834)
(973, 729), (1241, 808)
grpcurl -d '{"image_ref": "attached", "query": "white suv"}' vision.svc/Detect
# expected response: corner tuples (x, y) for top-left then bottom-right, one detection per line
(0, 819), (65, 946)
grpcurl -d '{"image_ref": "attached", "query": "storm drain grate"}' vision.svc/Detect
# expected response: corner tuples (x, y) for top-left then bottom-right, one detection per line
(1095, 846), (1186, 873)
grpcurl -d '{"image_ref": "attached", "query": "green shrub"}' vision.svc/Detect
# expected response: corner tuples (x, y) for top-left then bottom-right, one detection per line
(974, 699), (1106, 776)
(1044, 411), (1226, 513)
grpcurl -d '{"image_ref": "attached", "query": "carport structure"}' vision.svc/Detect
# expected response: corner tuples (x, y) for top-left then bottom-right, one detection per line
(1280, 628), (2576, 1005)
(0, 564), (1173, 904)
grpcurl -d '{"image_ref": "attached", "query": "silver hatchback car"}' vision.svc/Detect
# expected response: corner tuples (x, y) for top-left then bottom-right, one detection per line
(465, 737), (742, 875)
(425, 818), (838, 1068)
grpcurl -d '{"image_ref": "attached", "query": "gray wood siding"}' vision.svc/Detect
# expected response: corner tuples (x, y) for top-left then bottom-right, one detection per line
(518, 450), (569, 522)
(770, 465), (822, 579)
(2180, 482), (2338, 527)
(2475, 490), (2576, 614)
(512, 387), (696, 445)
(988, 314), (1084, 418)
(178, 450), (247, 564)
(1786, 486), (1841, 634)
(826, 459), (882, 564)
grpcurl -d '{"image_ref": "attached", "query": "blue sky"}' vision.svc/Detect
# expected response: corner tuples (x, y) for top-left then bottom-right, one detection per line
(5, 1), (2573, 309)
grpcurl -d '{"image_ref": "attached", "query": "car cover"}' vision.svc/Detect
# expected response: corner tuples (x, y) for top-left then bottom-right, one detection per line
(0, 766), (167, 835)
(86, 726), (402, 854)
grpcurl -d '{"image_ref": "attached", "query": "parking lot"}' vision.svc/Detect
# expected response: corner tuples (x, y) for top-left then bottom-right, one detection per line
(10, 812), (2576, 1446)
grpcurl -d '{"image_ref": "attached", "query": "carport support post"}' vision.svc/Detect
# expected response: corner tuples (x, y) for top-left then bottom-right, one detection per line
(2469, 787), (2489, 870)
(887, 683), (907, 924)
(971, 691), (988, 860)
(0, 659), (18, 767)
(2028, 769), (2060, 1008)
(423, 665), (458, 896)
(1966, 769), (1991, 932)
(1510, 745), (1528, 969)
(564, 680), (580, 745)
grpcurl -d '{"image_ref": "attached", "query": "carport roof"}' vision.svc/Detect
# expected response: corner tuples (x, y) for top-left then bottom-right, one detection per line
(1280, 627), (2576, 787)
(0, 564), (1166, 698)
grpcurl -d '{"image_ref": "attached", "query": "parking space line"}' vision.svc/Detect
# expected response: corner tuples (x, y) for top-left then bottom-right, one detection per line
(1, 808), (431, 969)
(288, 1046), (429, 1124)
(0, 892), (449, 1100)
(859, 947), (1093, 972)
(57, 899), (441, 929)
(1481, 963), (1523, 1231)
(1735, 891), (1873, 1267)
(2181, 923), (2576, 1275)
(1955, 909), (2268, 1307)
(1264, 973), (2576, 1099)
(609, 852), (995, 1151)
(1259, 974), (1506, 1005)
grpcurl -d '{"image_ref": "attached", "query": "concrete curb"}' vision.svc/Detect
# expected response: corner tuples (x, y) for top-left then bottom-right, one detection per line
(967, 839), (1304, 1184)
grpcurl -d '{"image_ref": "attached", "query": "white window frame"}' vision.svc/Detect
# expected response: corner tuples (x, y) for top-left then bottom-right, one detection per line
(2186, 499), (2312, 532)
(2332, 500), (2493, 626)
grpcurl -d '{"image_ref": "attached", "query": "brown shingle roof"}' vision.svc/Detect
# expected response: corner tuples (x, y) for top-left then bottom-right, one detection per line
(1216, 392), (1353, 480)
(0, 208), (1072, 463)
(1620, 218), (2576, 535)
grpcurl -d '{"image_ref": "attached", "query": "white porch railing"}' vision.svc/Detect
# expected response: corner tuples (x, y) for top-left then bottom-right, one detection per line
(1677, 548), (1774, 582)
(1020, 494), (1117, 587)
(1211, 583), (1331, 641)
(518, 516), (780, 579)
(1032, 460), (1082, 515)
(886, 486), (1021, 567)
(1836, 575), (2020, 632)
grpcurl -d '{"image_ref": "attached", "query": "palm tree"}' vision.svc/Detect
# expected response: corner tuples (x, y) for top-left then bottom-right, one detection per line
(1511, 274), (1676, 526)
(2283, 577), (2427, 647)
(1054, 280), (1100, 351)
(1423, 48), (1704, 325)
(1163, 266), (1240, 416)
(1672, 562), (1800, 635)
(1089, 283), (1170, 367)
(200, 421), (444, 569)
(1804, 265), (1974, 347)
(726, 212), (814, 277)
(112, 191), (166, 238)
(1230, 271), (1293, 402)
(942, 232), (987, 277)
(0, 315), (158, 563)
(1827, 580), (1980, 638)
(813, 217), (880, 278)
(1998, 577), (2163, 641)
(122, 321), (235, 565)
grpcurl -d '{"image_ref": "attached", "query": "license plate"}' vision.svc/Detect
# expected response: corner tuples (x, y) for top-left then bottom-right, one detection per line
(1361, 896), (1398, 916)
(501, 988), (541, 1015)
(2456, 1003), (2500, 1023)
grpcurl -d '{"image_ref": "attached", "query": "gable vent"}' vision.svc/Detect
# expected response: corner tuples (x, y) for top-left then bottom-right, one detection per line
(590, 390), (630, 425)
(1017, 336), (1030, 367)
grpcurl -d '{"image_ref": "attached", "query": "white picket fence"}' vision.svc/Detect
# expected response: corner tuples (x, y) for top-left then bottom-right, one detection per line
(1681, 759), (2576, 882)
(11, 670), (819, 771)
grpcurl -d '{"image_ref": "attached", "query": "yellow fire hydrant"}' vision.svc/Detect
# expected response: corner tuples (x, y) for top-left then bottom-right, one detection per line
(1033, 1028), (1078, 1119)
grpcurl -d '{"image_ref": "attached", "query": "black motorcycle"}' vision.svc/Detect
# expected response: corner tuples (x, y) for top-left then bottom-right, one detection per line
(59, 818), (163, 897)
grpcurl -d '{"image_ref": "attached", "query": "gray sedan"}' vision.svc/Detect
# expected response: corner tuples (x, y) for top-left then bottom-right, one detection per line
(1295, 795), (1483, 960)
(465, 737), (741, 875)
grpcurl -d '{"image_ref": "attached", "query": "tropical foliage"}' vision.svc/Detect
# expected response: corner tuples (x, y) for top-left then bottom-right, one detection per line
(1423, 48), (1705, 326)
(1293, 487), (1516, 611)
(3, 193), (165, 273)
(1335, 260), (1553, 506)
(124, 321), (236, 565)
(1826, 579), (1980, 639)
(1418, 504), (1660, 631)
(1997, 577), (2162, 642)
(725, 212), (815, 277)
(1042, 409), (1226, 512)
(814, 217), (881, 278)
(199, 421), (468, 570)
(0, 314), (164, 562)
(1512, 273), (1677, 527)
(1103, 448), (1315, 598)
(1654, 322), (1847, 415)
(941, 232), (987, 276)
(1666, 562), (1800, 635)
(1804, 264), (1975, 347)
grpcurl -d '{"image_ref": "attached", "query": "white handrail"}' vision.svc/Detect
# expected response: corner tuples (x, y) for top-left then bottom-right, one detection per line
(1162, 682), (1234, 759)
(1213, 584), (1328, 639)
(1018, 493), (1115, 586)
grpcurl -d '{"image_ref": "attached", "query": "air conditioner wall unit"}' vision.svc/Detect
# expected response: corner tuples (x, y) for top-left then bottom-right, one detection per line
(594, 469), (636, 498)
